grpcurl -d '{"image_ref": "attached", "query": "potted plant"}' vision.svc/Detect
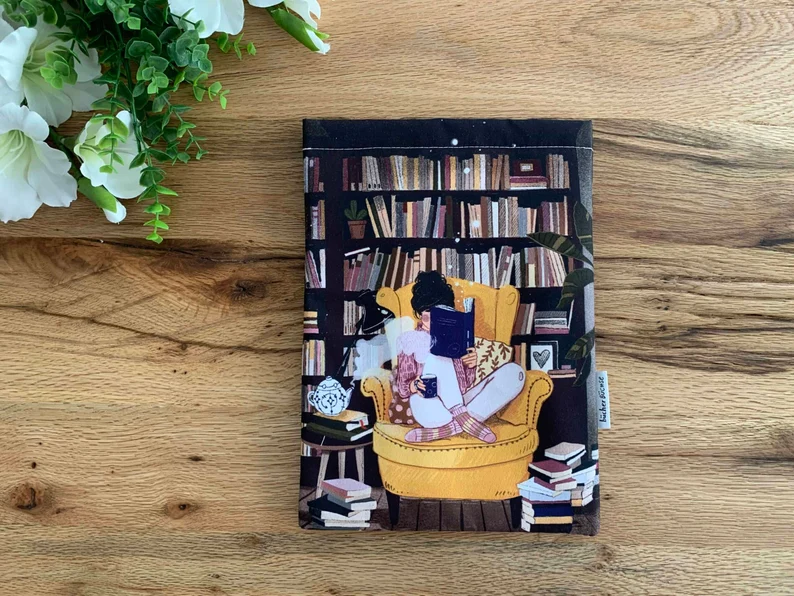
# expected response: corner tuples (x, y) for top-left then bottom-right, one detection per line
(344, 200), (368, 239)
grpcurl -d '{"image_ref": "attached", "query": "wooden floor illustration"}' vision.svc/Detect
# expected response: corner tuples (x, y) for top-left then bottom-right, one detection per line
(299, 486), (599, 532)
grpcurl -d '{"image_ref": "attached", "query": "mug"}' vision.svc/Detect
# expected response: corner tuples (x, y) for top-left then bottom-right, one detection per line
(419, 374), (438, 399)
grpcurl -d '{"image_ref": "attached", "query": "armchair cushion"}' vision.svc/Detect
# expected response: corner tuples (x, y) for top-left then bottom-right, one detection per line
(373, 421), (535, 469)
(472, 338), (514, 385)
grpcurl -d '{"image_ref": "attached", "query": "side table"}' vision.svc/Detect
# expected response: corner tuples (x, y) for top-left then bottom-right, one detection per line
(302, 440), (373, 498)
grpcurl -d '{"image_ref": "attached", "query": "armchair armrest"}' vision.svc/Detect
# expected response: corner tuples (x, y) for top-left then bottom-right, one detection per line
(497, 370), (553, 428)
(360, 368), (394, 423)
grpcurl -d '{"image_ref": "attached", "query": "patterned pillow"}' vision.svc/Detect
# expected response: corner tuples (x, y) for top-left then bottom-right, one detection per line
(472, 337), (513, 385)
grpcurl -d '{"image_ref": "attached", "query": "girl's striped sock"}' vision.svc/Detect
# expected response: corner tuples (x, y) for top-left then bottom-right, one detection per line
(450, 405), (496, 443)
(405, 419), (462, 443)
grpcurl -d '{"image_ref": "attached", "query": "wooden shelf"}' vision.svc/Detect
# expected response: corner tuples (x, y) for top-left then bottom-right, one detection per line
(340, 189), (570, 198)
(342, 237), (558, 250)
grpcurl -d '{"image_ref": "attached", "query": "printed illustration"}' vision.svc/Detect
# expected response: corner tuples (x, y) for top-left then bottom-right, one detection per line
(300, 119), (598, 533)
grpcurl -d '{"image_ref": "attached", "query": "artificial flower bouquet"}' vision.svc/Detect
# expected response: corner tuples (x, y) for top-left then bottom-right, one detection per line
(0, 0), (328, 241)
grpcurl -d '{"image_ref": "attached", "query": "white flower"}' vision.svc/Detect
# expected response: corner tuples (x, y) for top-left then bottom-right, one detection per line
(103, 199), (127, 223)
(253, 0), (321, 27)
(74, 110), (145, 200)
(168, 0), (247, 37)
(0, 103), (76, 223)
(0, 17), (108, 127)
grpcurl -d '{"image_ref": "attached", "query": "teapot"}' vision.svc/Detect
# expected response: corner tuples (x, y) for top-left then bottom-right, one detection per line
(307, 377), (352, 416)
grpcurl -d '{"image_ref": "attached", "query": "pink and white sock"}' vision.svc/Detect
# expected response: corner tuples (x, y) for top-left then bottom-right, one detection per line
(405, 419), (462, 443)
(450, 405), (496, 443)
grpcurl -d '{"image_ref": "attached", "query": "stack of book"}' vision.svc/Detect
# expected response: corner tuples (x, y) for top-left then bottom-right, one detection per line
(308, 478), (376, 529)
(343, 153), (569, 191)
(304, 310), (319, 335)
(548, 366), (576, 379)
(365, 195), (451, 238)
(343, 301), (364, 335)
(309, 200), (325, 239)
(546, 154), (570, 189)
(534, 309), (572, 334)
(304, 409), (373, 443)
(305, 249), (326, 289)
(463, 196), (537, 238)
(570, 456), (598, 509)
(511, 302), (536, 336)
(304, 156), (324, 192)
(539, 197), (568, 234)
(302, 339), (325, 376)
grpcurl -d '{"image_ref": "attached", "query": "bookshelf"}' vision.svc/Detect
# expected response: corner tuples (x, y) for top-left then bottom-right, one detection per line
(303, 145), (586, 438)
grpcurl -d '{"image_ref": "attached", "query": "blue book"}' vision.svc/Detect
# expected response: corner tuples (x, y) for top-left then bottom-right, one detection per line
(532, 503), (574, 518)
(430, 298), (475, 359)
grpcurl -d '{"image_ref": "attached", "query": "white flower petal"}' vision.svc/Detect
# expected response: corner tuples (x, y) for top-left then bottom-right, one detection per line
(103, 199), (127, 223)
(22, 74), (73, 127)
(307, 29), (330, 54)
(0, 27), (37, 92)
(62, 80), (108, 112)
(0, 102), (48, 140)
(286, 0), (320, 28)
(28, 147), (77, 207)
(0, 171), (40, 222)
(73, 48), (103, 83)
(103, 154), (145, 199)
(169, 0), (223, 37)
(215, 0), (245, 35)
(247, 0), (280, 6)
(0, 77), (24, 105)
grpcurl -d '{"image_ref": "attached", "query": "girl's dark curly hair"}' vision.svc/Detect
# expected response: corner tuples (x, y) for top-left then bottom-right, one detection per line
(411, 271), (455, 318)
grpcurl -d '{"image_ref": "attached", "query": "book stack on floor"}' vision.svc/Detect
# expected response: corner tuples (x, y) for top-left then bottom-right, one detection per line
(308, 478), (376, 529)
(517, 442), (587, 532)
(304, 410), (373, 443)
(569, 450), (599, 509)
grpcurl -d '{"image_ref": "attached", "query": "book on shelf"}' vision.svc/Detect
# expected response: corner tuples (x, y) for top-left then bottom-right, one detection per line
(343, 301), (365, 335)
(364, 195), (451, 238)
(341, 153), (568, 191)
(512, 302), (536, 336)
(540, 197), (568, 234)
(304, 156), (324, 192)
(546, 154), (570, 189)
(344, 245), (559, 292)
(304, 310), (319, 334)
(430, 298), (475, 359)
(305, 249), (326, 289)
(534, 308), (572, 335)
(548, 366), (576, 379)
(309, 200), (325, 239)
(464, 196), (536, 238)
(302, 339), (325, 376)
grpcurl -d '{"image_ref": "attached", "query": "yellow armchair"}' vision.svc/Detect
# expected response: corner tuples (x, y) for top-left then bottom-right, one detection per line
(360, 278), (554, 512)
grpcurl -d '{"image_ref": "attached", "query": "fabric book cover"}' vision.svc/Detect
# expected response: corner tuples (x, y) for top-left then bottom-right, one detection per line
(300, 119), (599, 534)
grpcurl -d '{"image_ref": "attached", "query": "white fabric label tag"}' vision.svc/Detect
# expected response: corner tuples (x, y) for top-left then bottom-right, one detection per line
(597, 370), (611, 429)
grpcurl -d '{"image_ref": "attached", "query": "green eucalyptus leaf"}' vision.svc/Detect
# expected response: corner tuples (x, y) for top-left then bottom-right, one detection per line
(126, 39), (154, 58)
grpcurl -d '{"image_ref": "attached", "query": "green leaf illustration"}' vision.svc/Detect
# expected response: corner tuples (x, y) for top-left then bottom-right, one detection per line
(528, 231), (592, 265)
(566, 329), (595, 360)
(574, 202), (593, 255)
(557, 268), (594, 310)
(573, 353), (592, 387)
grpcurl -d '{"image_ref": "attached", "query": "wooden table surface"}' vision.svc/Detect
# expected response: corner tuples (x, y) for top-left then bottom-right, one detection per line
(2, 1), (794, 594)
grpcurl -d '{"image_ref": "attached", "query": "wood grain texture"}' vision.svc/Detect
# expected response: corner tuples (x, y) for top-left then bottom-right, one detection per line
(1, 0), (794, 593)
